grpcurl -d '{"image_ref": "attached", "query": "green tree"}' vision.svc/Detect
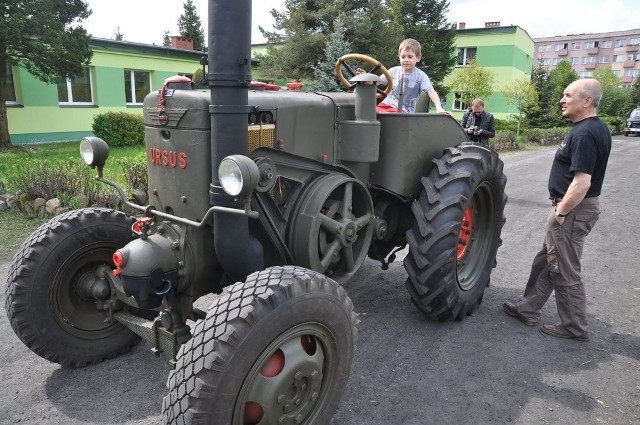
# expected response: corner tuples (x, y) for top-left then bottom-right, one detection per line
(524, 63), (551, 128)
(178, 0), (205, 51)
(307, 17), (352, 92)
(258, 0), (346, 80)
(1, 0), (92, 148)
(114, 27), (124, 41)
(629, 76), (640, 111)
(257, 0), (453, 84)
(388, 0), (457, 95)
(592, 66), (631, 117)
(547, 60), (578, 126)
(450, 59), (495, 106)
(502, 77), (538, 137)
(162, 30), (171, 48)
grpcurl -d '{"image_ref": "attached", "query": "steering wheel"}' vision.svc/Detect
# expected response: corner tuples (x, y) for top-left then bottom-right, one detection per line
(335, 53), (393, 99)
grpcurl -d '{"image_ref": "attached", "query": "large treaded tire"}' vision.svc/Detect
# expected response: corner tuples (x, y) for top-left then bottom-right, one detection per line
(404, 144), (507, 320)
(4, 207), (141, 367)
(162, 266), (358, 425)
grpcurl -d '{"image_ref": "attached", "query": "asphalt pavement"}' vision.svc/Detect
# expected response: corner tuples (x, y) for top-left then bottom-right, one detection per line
(1, 136), (639, 424)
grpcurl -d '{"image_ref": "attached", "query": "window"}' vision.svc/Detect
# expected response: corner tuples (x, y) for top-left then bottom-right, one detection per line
(584, 41), (599, 49)
(554, 43), (567, 51)
(599, 56), (609, 63)
(616, 39), (626, 47)
(57, 67), (93, 105)
(570, 42), (580, 51)
(538, 44), (551, 53)
(453, 93), (469, 111)
(552, 58), (562, 65)
(625, 69), (640, 77)
(582, 56), (596, 64)
(612, 70), (620, 77)
(631, 38), (640, 46)
(3, 63), (17, 104)
(125, 70), (151, 105)
(613, 54), (624, 63)
(601, 40), (612, 48)
(570, 57), (579, 65)
(539, 58), (551, 66)
(579, 71), (593, 78)
(456, 47), (476, 66)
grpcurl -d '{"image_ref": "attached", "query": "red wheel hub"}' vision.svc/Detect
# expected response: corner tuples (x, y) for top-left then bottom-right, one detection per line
(457, 207), (474, 260)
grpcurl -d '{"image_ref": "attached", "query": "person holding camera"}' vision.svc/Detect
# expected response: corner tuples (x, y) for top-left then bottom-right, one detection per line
(461, 98), (495, 144)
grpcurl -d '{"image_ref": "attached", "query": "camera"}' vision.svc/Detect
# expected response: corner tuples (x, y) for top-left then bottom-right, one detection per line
(473, 125), (479, 136)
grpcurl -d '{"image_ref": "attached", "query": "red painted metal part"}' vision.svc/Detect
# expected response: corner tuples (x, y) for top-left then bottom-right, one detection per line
(457, 206), (473, 260)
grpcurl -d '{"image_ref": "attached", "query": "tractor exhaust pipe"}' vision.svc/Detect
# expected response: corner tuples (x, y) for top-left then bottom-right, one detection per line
(207, 0), (264, 281)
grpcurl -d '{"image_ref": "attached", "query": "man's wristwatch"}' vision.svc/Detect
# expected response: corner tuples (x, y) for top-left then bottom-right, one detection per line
(555, 208), (567, 218)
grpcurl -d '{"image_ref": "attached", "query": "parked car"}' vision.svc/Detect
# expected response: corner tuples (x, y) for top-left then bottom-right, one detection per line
(624, 107), (640, 136)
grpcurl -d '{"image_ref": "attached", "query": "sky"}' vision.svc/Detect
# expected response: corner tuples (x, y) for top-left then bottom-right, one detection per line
(82, 0), (640, 46)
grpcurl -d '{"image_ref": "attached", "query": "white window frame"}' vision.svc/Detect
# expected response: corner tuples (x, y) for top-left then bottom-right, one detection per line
(626, 69), (640, 77)
(58, 67), (94, 105)
(599, 56), (609, 63)
(616, 39), (626, 48)
(456, 47), (477, 66)
(613, 54), (624, 63)
(579, 71), (593, 78)
(601, 40), (612, 48)
(125, 69), (152, 105)
(452, 92), (470, 111)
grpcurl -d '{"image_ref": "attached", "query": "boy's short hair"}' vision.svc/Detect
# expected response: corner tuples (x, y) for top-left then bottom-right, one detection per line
(399, 38), (422, 57)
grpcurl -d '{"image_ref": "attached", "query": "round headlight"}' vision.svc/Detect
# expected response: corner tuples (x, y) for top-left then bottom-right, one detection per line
(219, 155), (260, 198)
(80, 137), (110, 168)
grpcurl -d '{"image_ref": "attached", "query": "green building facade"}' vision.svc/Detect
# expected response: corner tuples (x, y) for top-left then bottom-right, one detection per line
(444, 25), (535, 120)
(6, 39), (204, 144)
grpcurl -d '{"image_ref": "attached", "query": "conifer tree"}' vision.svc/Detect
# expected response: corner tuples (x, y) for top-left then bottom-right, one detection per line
(178, 0), (205, 50)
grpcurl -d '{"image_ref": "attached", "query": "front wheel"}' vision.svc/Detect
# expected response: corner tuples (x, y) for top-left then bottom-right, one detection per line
(5, 208), (141, 367)
(404, 144), (507, 320)
(162, 266), (357, 425)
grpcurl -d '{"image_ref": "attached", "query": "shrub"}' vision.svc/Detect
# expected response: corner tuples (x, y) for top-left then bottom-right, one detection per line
(494, 117), (519, 132)
(522, 127), (568, 146)
(602, 115), (623, 135)
(92, 111), (144, 147)
(5, 158), (115, 206)
(116, 152), (148, 191)
(490, 131), (520, 152)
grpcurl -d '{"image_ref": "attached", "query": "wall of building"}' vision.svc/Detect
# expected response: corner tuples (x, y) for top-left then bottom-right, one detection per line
(534, 29), (640, 87)
(444, 26), (534, 120)
(7, 39), (203, 144)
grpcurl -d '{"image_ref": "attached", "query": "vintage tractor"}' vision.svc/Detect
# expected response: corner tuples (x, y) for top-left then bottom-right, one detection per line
(4, 0), (506, 424)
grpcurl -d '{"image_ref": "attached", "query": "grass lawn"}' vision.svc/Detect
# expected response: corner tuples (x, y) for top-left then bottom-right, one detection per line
(0, 141), (145, 185)
(0, 141), (146, 260)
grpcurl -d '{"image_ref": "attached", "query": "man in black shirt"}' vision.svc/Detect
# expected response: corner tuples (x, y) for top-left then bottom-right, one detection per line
(502, 78), (611, 341)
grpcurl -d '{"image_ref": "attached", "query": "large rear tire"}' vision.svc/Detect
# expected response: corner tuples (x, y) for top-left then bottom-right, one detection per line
(162, 266), (357, 425)
(404, 144), (507, 320)
(4, 208), (141, 367)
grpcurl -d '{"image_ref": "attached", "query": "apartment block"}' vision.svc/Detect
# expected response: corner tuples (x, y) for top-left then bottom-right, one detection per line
(534, 29), (640, 87)
(444, 22), (535, 120)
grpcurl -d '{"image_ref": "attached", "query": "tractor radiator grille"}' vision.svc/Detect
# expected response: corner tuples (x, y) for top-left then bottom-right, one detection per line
(248, 124), (276, 152)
